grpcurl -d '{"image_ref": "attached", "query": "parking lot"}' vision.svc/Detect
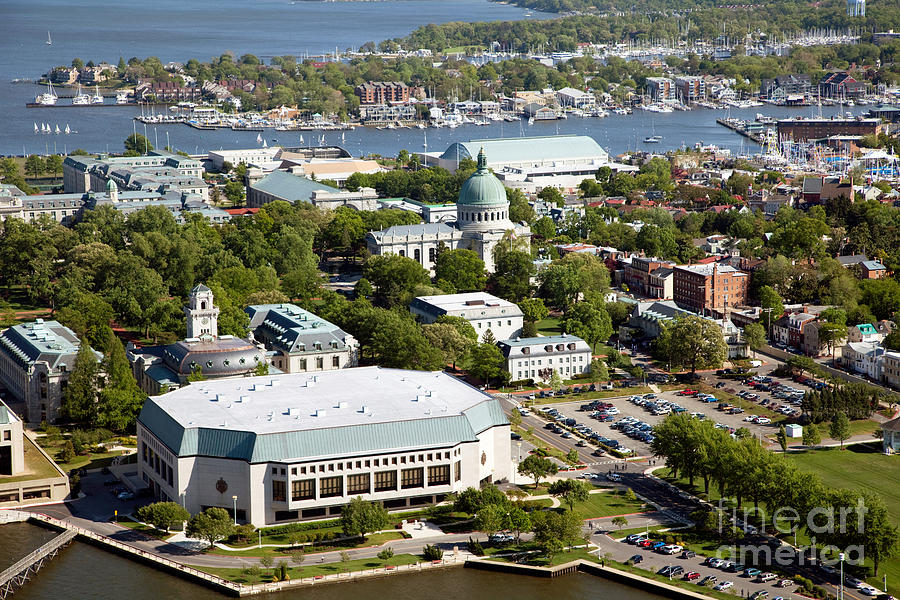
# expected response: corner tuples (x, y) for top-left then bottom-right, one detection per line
(526, 383), (787, 459)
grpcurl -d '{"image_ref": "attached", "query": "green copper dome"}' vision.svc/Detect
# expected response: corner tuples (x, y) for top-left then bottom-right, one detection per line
(458, 148), (507, 207)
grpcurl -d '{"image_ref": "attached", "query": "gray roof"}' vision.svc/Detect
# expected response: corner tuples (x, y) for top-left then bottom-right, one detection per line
(0, 320), (98, 370)
(370, 223), (458, 239)
(137, 367), (508, 463)
(411, 292), (523, 320)
(497, 334), (590, 359)
(246, 304), (353, 355)
(862, 260), (885, 270)
(250, 170), (338, 202)
(161, 336), (262, 376)
(837, 254), (868, 266)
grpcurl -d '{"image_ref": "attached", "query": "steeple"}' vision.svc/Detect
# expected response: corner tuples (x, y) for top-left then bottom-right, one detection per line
(184, 284), (219, 340)
(476, 146), (488, 171)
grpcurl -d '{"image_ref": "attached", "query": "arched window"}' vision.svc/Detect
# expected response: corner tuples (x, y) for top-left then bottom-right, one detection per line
(200, 301), (207, 310)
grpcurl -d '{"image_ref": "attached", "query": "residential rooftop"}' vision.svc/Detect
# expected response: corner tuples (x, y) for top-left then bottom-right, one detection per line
(411, 292), (523, 316)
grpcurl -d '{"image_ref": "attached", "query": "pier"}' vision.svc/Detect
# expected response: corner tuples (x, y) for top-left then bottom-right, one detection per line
(716, 118), (767, 144)
(0, 528), (76, 599)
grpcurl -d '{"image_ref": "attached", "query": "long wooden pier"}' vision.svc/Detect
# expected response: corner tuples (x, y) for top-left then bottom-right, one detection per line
(0, 528), (76, 599)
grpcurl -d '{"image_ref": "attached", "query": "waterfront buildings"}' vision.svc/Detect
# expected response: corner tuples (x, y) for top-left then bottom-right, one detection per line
(497, 334), (592, 382)
(245, 304), (358, 373)
(674, 76), (705, 103)
(136, 367), (511, 525)
(645, 77), (675, 102)
(556, 87), (596, 108)
(354, 81), (410, 105)
(672, 263), (749, 313)
(63, 151), (205, 197)
(410, 292), (524, 342)
(0, 320), (101, 423)
(367, 148), (530, 273)
(776, 117), (882, 141)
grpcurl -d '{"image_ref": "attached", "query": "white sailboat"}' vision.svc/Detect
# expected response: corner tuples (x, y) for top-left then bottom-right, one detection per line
(299, 134), (304, 144)
(35, 80), (57, 105)
(55, 124), (61, 134)
(46, 31), (52, 46)
(64, 124), (71, 134)
(262, 139), (268, 148)
(91, 85), (104, 104)
(72, 84), (91, 105)
(34, 122), (38, 134)
(256, 132), (263, 145)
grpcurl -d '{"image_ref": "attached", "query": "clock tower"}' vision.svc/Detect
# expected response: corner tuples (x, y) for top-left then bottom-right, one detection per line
(185, 284), (219, 340)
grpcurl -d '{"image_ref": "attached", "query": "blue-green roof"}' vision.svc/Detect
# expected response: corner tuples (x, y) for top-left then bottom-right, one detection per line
(137, 367), (508, 463)
(857, 323), (877, 335)
(250, 171), (339, 202)
(441, 135), (608, 165)
(458, 148), (507, 207)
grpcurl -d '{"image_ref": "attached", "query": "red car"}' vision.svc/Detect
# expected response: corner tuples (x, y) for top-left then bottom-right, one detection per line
(678, 389), (698, 396)
(684, 572), (701, 581)
(638, 539), (656, 548)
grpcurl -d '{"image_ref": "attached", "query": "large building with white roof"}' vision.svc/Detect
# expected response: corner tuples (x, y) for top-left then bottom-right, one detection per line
(0, 320), (101, 423)
(136, 367), (511, 525)
(410, 292), (524, 341)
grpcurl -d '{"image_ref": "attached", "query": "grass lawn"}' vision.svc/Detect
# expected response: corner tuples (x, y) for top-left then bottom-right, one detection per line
(118, 517), (177, 541)
(488, 546), (599, 567)
(213, 531), (407, 557)
(536, 317), (562, 336)
(788, 443), (900, 592)
(0, 436), (61, 483)
(567, 491), (647, 521)
(846, 419), (881, 437)
(194, 553), (422, 583)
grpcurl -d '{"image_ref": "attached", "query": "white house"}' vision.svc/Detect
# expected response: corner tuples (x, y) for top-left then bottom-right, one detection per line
(497, 335), (592, 382)
(410, 292), (524, 341)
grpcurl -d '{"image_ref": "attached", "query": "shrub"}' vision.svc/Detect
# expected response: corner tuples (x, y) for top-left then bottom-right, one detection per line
(422, 544), (443, 561)
(377, 548), (394, 561)
(467, 537), (485, 556)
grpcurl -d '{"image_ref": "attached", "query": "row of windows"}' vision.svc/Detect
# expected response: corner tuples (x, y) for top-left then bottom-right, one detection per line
(273, 464), (461, 503)
(141, 442), (173, 487)
(476, 320), (513, 329)
(277, 449), (460, 477)
(298, 356), (340, 370)
(461, 210), (508, 223)
(517, 365), (577, 379)
(515, 355), (586, 367)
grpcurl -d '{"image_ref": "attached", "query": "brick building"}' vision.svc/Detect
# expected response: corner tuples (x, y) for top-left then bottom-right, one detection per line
(354, 81), (410, 105)
(777, 118), (882, 141)
(673, 263), (749, 313)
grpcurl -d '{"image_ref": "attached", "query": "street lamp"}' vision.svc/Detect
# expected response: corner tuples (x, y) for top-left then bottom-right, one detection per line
(517, 441), (522, 464)
(839, 552), (845, 600)
(232, 495), (238, 525)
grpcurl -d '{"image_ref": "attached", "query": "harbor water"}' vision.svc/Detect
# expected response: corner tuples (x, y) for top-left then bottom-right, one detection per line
(0, 522), (667, 600)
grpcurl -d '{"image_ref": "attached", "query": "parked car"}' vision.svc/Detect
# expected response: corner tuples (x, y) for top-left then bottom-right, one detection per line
(750, 591), (769, 600)
(681, 550), (696, 559)
(699, 575), (718, 586)
(629, 554), (644, 564)
(684, 572), (701, 581)
(713, 581), (734, 591)
(759, 572), (777, 583)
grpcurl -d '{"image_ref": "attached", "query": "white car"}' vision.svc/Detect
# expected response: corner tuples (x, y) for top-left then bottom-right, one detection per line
(845, 576), (865, 589)
(860, 586), (880, 597)
(713, 581), (734, 591)
(755, 417), (772, 425)
(517, 407), (531, 416)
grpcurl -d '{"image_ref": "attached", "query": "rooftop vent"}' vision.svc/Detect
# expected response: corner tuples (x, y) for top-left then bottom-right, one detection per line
(360, 405), (369, 414)
(464, 300), (485, 306)
(336, 401), (348, 409)
(238, 395), (249, 403)
(314, 409), (327, 417)
(288, 407), (301, 416)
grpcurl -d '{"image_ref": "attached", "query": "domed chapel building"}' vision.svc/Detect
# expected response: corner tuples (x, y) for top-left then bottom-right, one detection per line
(366, 148), (531, 273)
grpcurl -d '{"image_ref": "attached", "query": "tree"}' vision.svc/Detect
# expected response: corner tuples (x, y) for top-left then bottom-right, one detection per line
(24, 155), (45, 178)
(136, 502), (190, 533)
(518, 297), (549, 326)
(660, 315), (727, 374)
(590, 358), (609, 383)
(776, 424), (788, 452)
(377, 548), (394, 566)
(533, 216), (556, 240)
(547, 478), (591, 512)
(612, 516), (628, 530)
(186, 507), (235, 548)
(818, 322), (848, 363)
(422, 322), (474, 369)
(517, 454), (558, 489)
(60, 440), (76, 463)
(802, 423), (821, 447)
(758, 286), (785, 330)
(187, 363), (205, 382)
(364, 254), (430, 308)
(223, 180), (245, 205)
(467, 342), (506, 386)
(532, 510), (582, 559)
(473, 503), (506, 537)
(340, 497), (389, 540)
(434, 248), (486, 292)
(124, 133), (153, 155)
(259, 553), (275, 572)
(507, 506), (531, 542)
(291, 548), (305, 569)
(354, 278), (373, 299)
(561, 302), (612, 352)
(538, 186), (565, 207)
(422, 544), (443, 561)
(61, 337), (99, 425)
(743, 322), (766, 356)
(549, 370), (563, 391)
(829, 413), (851, 449)
(538, 262), (580, 310)
(96, 330), (145, 431)
(491, 249), (534, 302)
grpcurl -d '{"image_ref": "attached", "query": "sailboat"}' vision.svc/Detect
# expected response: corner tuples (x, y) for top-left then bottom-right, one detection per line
(91, 85), (104, 104)
(35, 80), (57, 105)
(262, 139), (268, 148)
(256, 132), (263, 145)
(34, 122), (38, 134)
(72, 84), (90, 105)
(55, 124), (61, 134)
(64, 124), (71, 135)
(299, 134), (304, 144)
(46, 31), (52, 46)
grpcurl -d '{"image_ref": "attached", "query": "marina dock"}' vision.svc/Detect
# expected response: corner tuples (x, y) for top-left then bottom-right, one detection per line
(716, 118), (768, 144)
(0, 528), (76, 599)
